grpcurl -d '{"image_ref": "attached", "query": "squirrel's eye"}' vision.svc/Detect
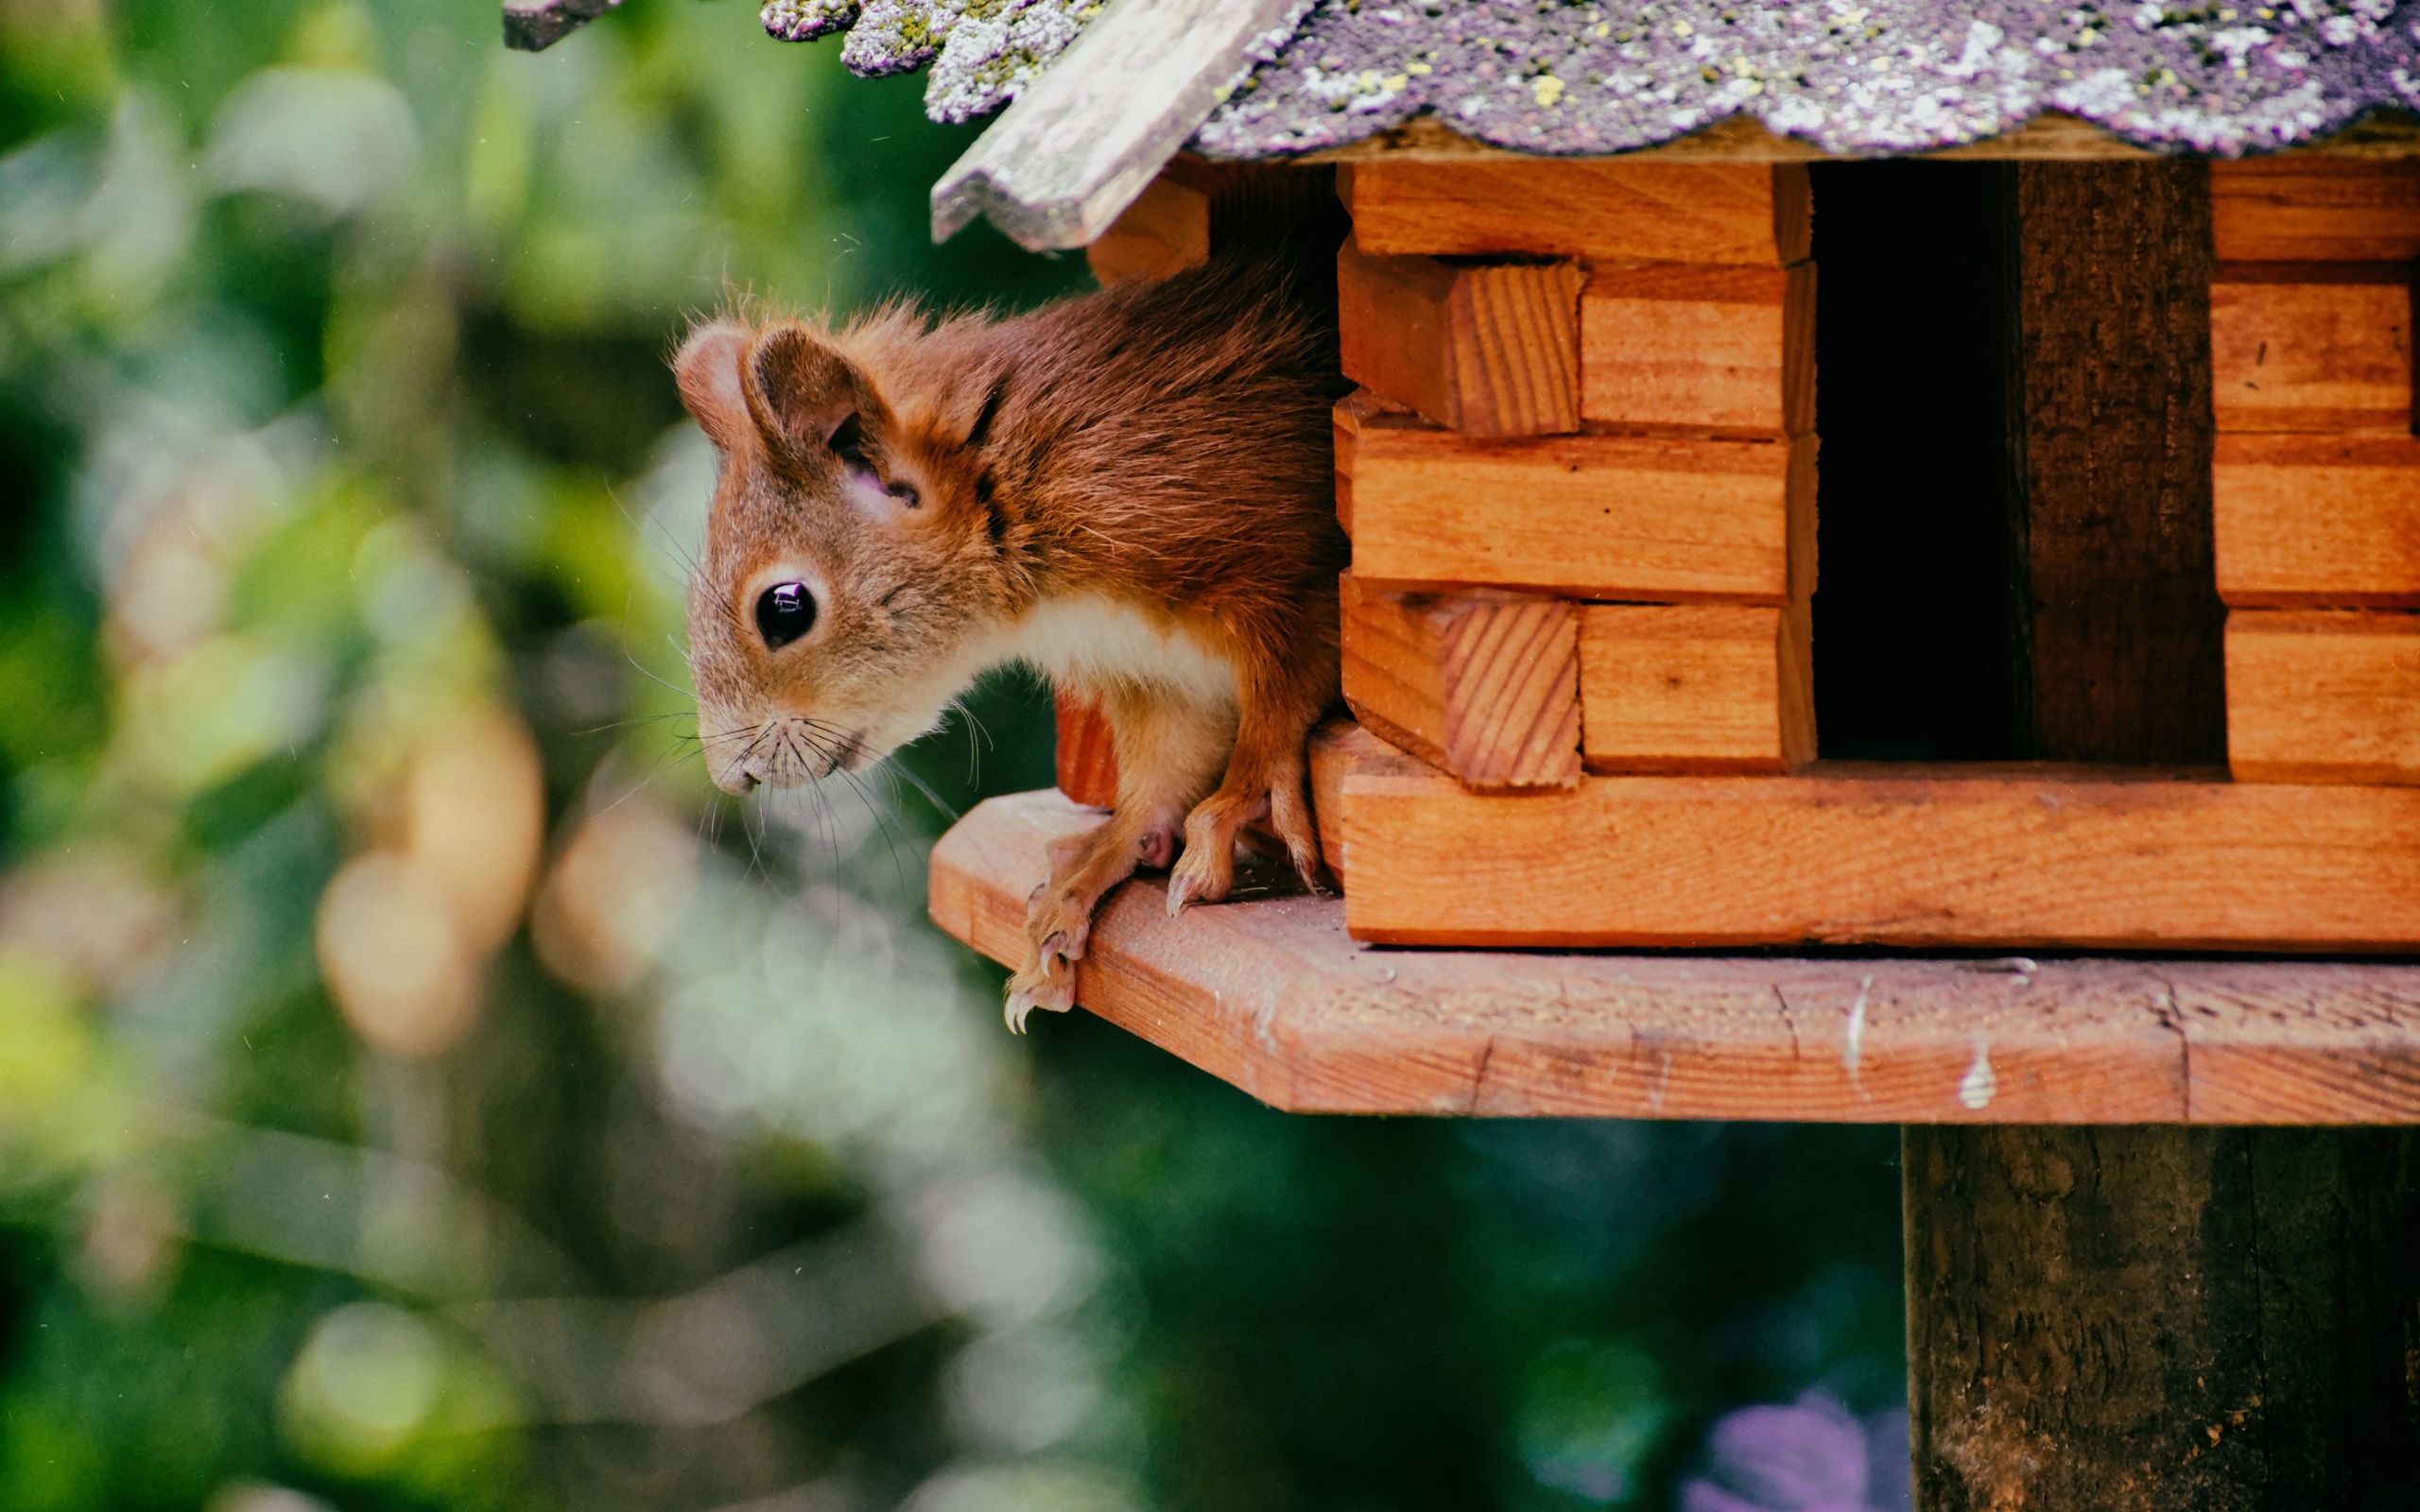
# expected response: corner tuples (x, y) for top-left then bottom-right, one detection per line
(754, 581), (816, 651)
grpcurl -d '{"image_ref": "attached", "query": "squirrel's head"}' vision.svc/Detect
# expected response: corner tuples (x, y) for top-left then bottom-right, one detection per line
(673, 315), (1013, 795)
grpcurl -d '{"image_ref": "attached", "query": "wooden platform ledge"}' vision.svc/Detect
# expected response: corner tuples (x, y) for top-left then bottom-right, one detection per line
(928, 790), (2420, 1125)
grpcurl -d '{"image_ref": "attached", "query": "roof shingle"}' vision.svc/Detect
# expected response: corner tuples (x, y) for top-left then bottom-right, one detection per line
(1196, 0), (2420, 159)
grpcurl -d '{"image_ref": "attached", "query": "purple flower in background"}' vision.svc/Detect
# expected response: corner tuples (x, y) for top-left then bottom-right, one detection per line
(1678, 1393), (1910, 1512)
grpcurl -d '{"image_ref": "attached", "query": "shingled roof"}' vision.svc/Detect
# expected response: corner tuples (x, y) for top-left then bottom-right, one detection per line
(1202, 0), (2420, 158)
(506, 0), (2420, 246)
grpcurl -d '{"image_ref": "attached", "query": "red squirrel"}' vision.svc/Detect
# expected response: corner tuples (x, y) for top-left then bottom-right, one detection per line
(673, 258), (1348, 1029)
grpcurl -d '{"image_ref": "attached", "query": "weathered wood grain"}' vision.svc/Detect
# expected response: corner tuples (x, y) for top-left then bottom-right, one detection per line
(1336, 237), (1582, 436)
(2010, 160), (2227, 764)
(1580, 264), (1814, 435)
(1578, 603), (1813, 773)
(1053, 690), (1119, 808)
(1907, 1125), (2420, 1511)
(2175, 975), (2420, 1122)
(1335, 392), (1812, 602)
(2211, 158), (2420, 261)
(2209, 265), (2413, 433)
(2226, 609), (2420, 783)
(925, 786), (2420, 1123)
(2213, 432), (2420, 606)
(1337, 761), (2420, 952)
(1340, 160), (1811, 266)
(929, 0), (1307, 249)
(1339, 574), (1580, 791)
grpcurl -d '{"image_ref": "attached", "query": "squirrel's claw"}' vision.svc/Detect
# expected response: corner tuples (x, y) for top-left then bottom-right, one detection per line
(1010, 896), (1093, 1032)
(1004, 947), (1078, 1032)
(1164, 866), (1215, 917)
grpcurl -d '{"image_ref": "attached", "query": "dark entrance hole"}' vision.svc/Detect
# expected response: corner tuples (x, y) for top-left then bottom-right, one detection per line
(1808, 162), (2028, 761)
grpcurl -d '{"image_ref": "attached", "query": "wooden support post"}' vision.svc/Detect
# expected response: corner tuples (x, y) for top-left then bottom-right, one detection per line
(1905, 160), (2420, 1509)
(2006, 160), (2228, 765)
(1906, 1127), (2420, 1509)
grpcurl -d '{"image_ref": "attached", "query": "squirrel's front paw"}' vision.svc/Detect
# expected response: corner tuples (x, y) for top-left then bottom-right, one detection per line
(1006, 883), (1096, 1032)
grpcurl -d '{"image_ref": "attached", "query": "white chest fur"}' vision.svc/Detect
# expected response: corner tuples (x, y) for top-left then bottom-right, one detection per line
(1000, 592), (1238, 713)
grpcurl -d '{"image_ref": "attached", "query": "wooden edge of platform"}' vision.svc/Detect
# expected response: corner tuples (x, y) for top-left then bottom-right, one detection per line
(927, 789), (2420, 1124)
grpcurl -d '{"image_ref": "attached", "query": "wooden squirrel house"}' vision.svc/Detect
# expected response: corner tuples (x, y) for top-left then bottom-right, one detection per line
(1069, 150), (2420, 958)
(512, 0), (2420, 1502)
(991, 136), (2420, 1117)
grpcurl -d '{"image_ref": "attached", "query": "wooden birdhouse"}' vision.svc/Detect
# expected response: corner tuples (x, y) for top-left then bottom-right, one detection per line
(512, 0), (2420, 1501)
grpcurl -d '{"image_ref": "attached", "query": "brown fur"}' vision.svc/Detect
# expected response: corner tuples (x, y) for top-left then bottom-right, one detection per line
(674, 258), (1349, 1027)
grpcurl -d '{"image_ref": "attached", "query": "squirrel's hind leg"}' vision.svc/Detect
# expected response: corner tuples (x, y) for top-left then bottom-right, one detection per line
(1166, 659), (1330, 916)
(1003, 688), (1230, 1030)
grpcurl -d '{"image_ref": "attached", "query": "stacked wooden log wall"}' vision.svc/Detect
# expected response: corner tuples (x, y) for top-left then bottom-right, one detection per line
(1334, 160), (1816, 786)
(2208, 161), (2420, 784)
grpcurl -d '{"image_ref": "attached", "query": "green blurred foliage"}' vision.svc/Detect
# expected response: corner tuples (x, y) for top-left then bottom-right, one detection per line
(0, 3), (1904, 1510)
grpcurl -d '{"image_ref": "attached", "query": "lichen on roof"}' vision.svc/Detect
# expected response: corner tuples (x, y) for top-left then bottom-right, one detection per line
(1193, 0), (2420, 159)
(761, 0), (1106, 123)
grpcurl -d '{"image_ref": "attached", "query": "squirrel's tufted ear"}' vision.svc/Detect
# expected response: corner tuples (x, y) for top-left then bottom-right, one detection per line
(743, 325), (880, 474)
(673, 321), (754, 453)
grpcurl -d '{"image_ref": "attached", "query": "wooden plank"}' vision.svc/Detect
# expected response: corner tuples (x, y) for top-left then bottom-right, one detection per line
(1578, 603), (1813, 774)
(1053, 690), (1119, 807)
(2009, 160), (2226, 764)
(2227, 610), (2420, 783)
(2210, 266), (2413, 434)
(1335, 392), (1813, 602)
(1340, 160), (1810, 266)
(2211, 159), (2420, 262)
(1337, 761), (2420, 951)
(1580, 264), (1814, 435)
(928, 0), (1307, 249)
(925, 785), (2420, 1123)
(1338, 574), (1580, 791)
(1336, 236), (1582, 436)
(1084, 161), (1214, 284)
(2213, 433), (2420, 607)
(2175, 977), (2420, 1122)
(1305, 716), (1396, 890)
